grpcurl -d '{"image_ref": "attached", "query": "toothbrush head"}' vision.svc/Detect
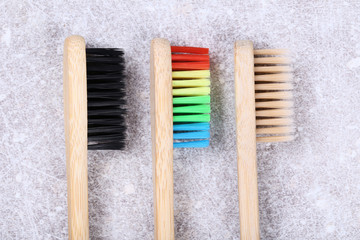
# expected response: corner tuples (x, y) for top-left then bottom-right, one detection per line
(171, 46), (211, 148)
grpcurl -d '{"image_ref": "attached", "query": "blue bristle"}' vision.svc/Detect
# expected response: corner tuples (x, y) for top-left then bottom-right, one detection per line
(173, 123), (210, 131)
(173, 131), (210, 140)
(173, 140), (209, 148)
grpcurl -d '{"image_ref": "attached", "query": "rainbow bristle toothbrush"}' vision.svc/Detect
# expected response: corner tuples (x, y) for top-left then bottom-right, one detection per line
(150, 38), (211, 240)
(172, 46), (211, 148)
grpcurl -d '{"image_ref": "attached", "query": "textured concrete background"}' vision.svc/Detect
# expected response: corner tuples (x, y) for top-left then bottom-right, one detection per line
(1, 0), (360, 239)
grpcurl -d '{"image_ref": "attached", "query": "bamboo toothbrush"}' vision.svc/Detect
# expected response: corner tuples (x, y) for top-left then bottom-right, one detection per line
(150, 38), (211, 240)
(234, 40), (293, 239)
(63, 35), (126, 239)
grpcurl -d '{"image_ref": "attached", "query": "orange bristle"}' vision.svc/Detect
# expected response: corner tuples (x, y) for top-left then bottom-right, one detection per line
(172, 54), (209, 62)
(172, 62), (210, 70)
(171, 46), (209, 54)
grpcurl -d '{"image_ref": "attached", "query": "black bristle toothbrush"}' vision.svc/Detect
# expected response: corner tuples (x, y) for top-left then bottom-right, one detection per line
(63, 35), (126, 239)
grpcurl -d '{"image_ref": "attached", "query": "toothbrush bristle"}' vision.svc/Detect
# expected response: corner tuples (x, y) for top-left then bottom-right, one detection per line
(171, 46), (211, 148)
(86, 48), (127, 150)
(254, 49), (294, 142)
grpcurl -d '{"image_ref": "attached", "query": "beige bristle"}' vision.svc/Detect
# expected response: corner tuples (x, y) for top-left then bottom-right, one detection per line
(254, 49), (294, 142)
(255, 83), (293, 91)
(256, 126), (294, 135)
(254, 66), (292, 73)
(257, 135), (294, 142)
(254, 49), (290, 55)
(255, 91), (292, 99)
(255, 73), (292, 82)
(256, 118), (293, 126)
(255, 100), (293, 108)
(256, 109), (293, 117)
(254, 57), (290, 64)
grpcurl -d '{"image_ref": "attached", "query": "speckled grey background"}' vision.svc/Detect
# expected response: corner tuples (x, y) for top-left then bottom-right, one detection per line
(1, 0), (360, 239)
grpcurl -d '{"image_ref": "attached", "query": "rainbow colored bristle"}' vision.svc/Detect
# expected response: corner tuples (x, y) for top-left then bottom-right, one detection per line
(171, 46), (211, 148)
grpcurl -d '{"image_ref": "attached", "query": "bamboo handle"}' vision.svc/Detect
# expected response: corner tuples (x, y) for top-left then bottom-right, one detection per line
(234, 41), (260, 240)
(150, 38), (175, 240)
(63, 35), (89, 240)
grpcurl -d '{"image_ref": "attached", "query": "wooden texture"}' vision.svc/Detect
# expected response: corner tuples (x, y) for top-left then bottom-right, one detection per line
(63, 35), (89, 240)
(234, 40), (260, 240)
(150, 38), (175, 240)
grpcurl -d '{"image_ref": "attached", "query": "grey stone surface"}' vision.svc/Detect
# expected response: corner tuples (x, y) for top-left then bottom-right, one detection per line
(1, 0), (360, 239)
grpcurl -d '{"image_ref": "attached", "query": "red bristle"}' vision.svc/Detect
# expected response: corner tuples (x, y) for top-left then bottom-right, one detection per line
(172, 62), (210, 70)
(171, 46), (209, 54)
(172, 54), (209, 62)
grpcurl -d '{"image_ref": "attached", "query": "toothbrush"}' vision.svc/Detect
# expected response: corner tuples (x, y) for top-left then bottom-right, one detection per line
(234, 40), (293, 239)
(63, 35), (126, 239)
(150, 38), (211, 240)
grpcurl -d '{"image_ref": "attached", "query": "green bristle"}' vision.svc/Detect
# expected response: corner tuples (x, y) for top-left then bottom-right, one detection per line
(173, 96), (210, 104)
(173, 105), (211, 114)
(173, 114), (210, 122)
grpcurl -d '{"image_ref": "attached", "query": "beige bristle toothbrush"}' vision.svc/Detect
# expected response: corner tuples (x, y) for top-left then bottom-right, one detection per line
(150, 38), (211, 240)
(234, 40), (293, 239)
(63, 35), (126, 239)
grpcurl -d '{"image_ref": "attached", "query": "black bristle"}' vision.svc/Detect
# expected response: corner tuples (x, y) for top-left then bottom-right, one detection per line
(86, 48), (126, 150)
